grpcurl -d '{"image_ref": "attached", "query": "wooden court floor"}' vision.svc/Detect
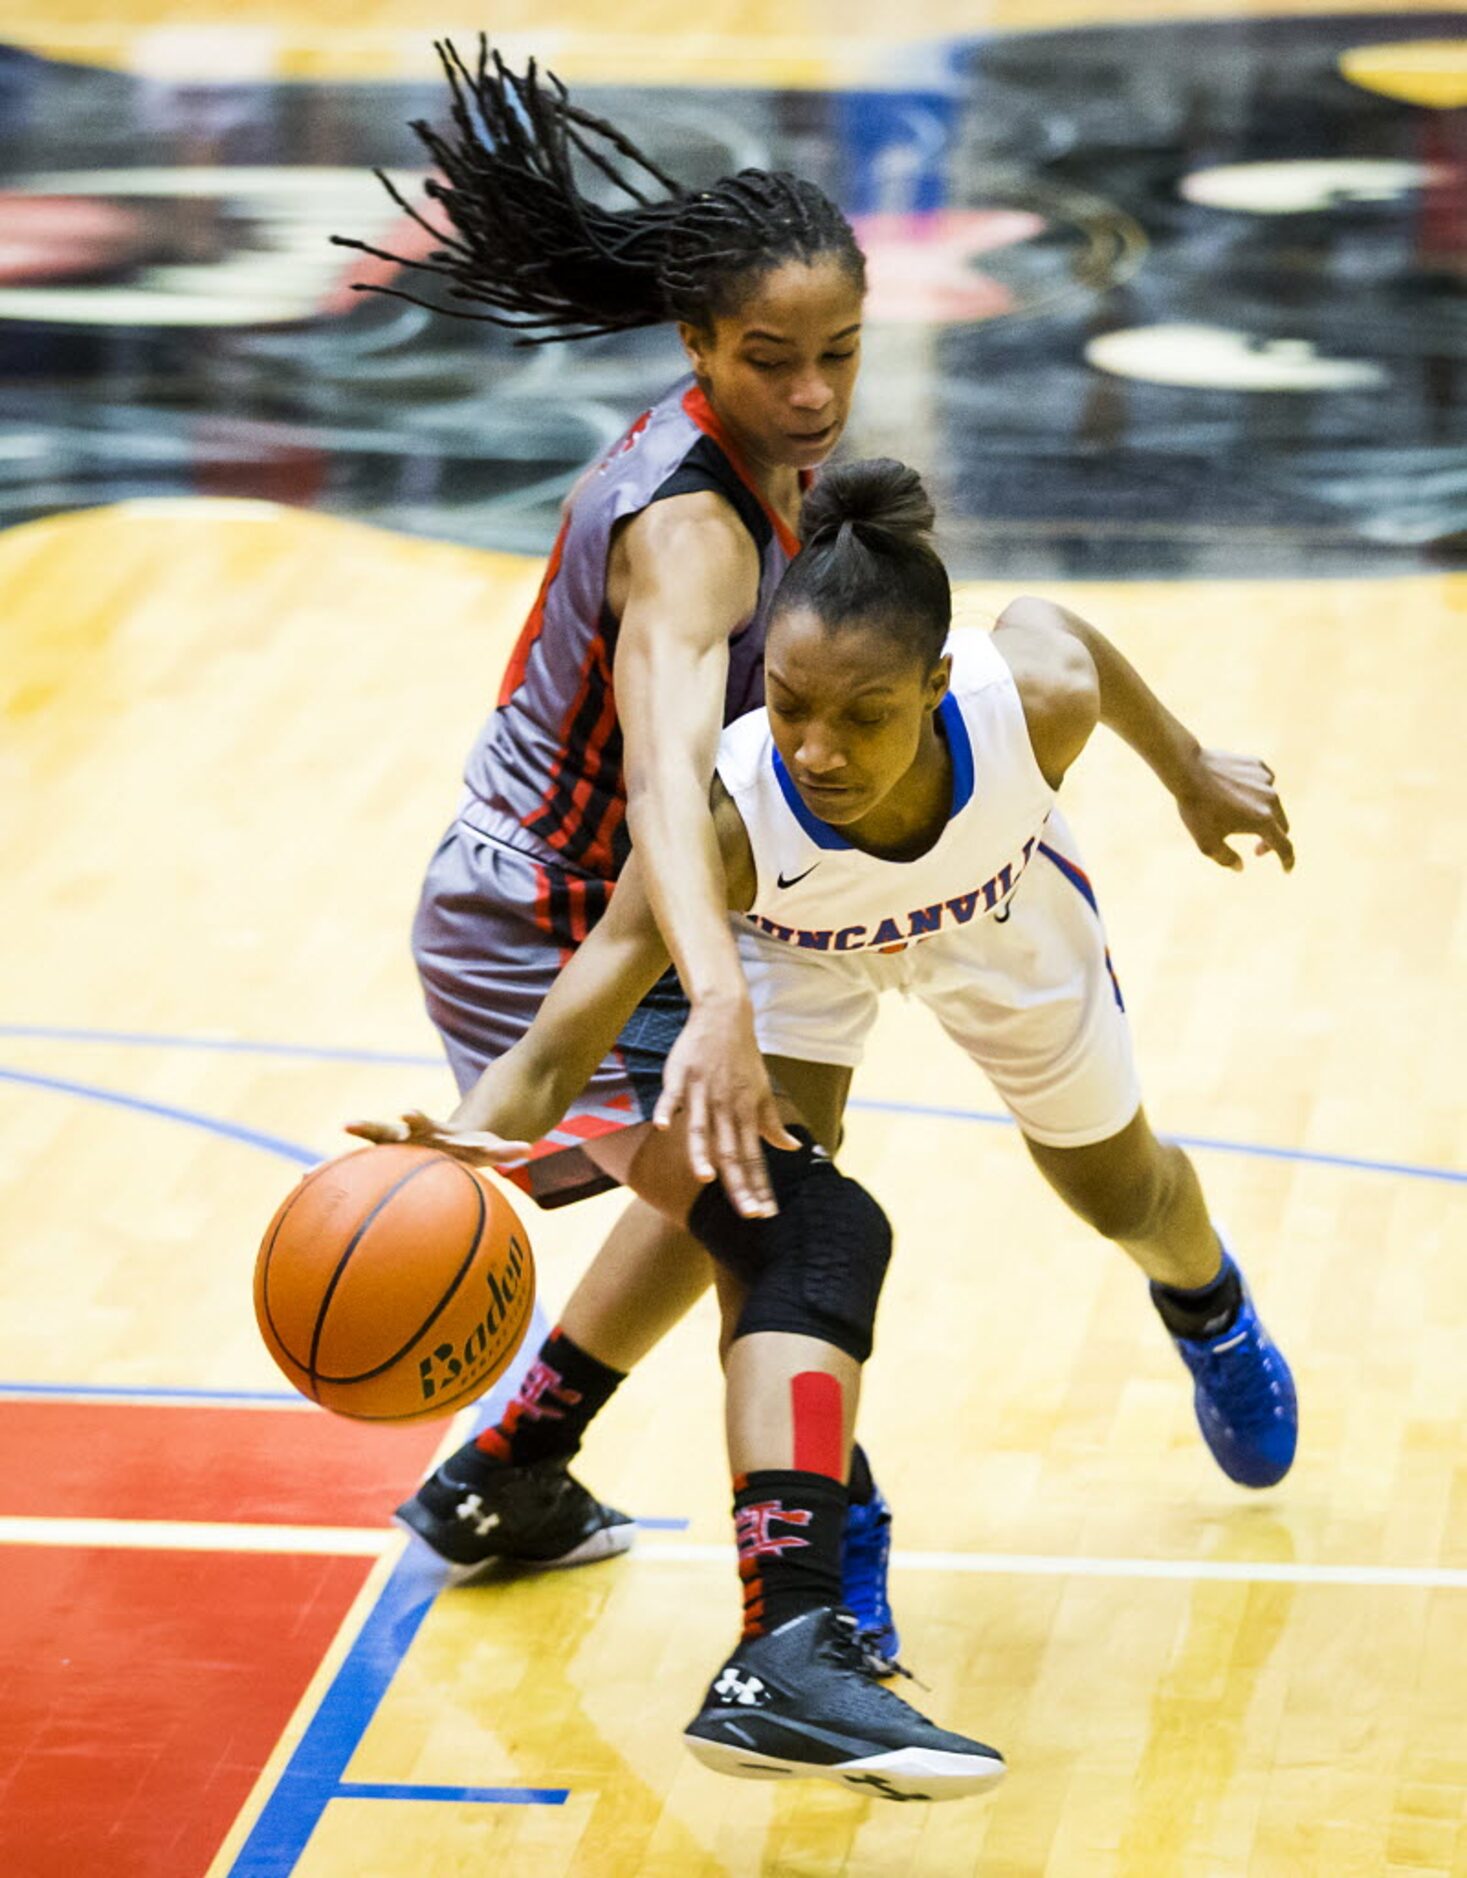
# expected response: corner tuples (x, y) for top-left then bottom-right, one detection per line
(2, 1), (1465, 1873)
(2, 495), (1463, 1876)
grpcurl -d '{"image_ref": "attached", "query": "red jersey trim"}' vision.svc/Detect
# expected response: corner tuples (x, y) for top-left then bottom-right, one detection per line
(681, 384), (806, 560)
(498, 514), (571, 710)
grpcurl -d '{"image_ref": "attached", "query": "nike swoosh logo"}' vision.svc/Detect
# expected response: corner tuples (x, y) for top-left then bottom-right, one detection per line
(776, 864), (820, 890)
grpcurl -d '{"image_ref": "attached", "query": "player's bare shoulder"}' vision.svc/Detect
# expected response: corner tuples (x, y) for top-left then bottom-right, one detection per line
(992, 595), (1100, 787)
(607, 488), (762, 627)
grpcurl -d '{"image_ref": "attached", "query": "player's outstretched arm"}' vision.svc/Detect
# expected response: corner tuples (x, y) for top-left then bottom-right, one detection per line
(994, 595), (1295, 873)
(347, 804), (770, 1202)
(613, 495), (798, 1208)
(347, 855), (676, 1164)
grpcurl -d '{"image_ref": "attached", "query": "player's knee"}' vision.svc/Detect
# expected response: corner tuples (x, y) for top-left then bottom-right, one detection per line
(686, 1133), (892, 1363)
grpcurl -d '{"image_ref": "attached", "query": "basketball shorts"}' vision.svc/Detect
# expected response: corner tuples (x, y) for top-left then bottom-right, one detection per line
(412, 819), (688, 1208)
(735, 812), (1141, 1150)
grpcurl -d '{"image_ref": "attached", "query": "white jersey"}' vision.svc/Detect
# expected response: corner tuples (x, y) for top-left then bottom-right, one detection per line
(714, 627), (1141, 1149)
(715, 629), (1056, 959)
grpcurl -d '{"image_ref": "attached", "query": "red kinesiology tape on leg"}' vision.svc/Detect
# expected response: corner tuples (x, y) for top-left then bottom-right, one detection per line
(790, 1369), (844, 1480)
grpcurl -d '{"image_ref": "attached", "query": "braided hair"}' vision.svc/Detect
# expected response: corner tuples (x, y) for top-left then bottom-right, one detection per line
(332, 37), (866, 343)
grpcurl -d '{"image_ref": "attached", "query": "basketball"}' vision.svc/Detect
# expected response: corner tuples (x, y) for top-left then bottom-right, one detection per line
(253, 1143), (535, 1423)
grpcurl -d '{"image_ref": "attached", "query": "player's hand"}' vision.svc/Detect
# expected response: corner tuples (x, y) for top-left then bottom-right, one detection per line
(344, 1109), (532, 1168)
(1174, 748), (1295, 873)
(653, 994), (799, 1219)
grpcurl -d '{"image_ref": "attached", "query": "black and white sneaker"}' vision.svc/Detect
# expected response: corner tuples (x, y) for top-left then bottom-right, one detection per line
(396, 1441), (635, 1574)
(684, 1607), (1005, 1802)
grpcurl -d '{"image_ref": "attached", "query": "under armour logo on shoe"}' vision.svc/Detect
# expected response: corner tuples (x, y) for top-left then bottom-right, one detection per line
(847, 1772), (926, 1801)
(714, 1667), (769, 1707)
(455, 1493), (501, 1538)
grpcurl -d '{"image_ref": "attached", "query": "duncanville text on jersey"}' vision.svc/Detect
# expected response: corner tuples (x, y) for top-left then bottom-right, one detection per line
(744, 834), (1042, 954)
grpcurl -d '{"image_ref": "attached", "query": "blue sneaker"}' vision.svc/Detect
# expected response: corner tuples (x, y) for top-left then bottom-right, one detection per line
(842, 1483), (900, 1663)
(1160, 1253), (1297, 1488)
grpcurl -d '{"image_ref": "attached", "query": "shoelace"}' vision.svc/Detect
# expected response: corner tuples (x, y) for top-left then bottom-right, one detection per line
(824, 1611), (920, 1690)
(1199, 1325), (1284, 1429)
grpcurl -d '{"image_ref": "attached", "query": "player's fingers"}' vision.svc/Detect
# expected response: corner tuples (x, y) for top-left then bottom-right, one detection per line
(1260, 762), (1276, 785)
(452, 1131), (535, 1162)
(1246, 802), (1295, 869)
(345, 1119), (407, 1143)
(729, 1104), (777, 1218)
(1209, 841), (1244, 871)
(758, 1096), (801, 1155)
(684, 1081), (714, 1184)
(652, 1059), (685, 1131)
(709, 1102), (760, 1217)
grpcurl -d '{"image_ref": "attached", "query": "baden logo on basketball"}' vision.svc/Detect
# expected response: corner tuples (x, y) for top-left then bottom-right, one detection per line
(417, 1231), (531, 1405)
(253, 1145), (537, 1423)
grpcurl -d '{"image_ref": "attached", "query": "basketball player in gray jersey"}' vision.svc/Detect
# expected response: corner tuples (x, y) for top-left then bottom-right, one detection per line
(335, 43), (899, 1652)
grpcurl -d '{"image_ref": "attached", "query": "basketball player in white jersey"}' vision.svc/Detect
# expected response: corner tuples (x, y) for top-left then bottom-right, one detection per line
(356, 458), (1297, 1797)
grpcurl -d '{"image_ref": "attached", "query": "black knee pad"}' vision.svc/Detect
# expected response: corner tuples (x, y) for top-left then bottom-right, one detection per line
(686, 1132), (892, 1362)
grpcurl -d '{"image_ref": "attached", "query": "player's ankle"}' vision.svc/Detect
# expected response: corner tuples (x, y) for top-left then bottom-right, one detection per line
(1150, 1251), (1241, 1340)
(472, 1326), (625, 1467)
(734, 1468), (847, 1637)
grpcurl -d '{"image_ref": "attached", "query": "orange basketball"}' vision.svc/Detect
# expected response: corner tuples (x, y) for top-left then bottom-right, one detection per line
(253, 1143), (535, 1422)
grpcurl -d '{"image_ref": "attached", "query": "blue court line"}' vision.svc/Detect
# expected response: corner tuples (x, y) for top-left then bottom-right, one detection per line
(844, 1096), (1467, 1188)
(2, 1022), (1463, 1188)
(3, 1022), (1456, 1858)
(229, 1543), (450, 1874)
(0, 1037), (648, 1852)
(334, 1782), (567, 1805)
(228, 1348), (566, 1875)
(0, 1065), (323, 1166)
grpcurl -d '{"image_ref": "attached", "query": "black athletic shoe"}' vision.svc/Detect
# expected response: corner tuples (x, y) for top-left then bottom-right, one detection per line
(684, 1607), (1005, 1801)
(395, 1441), (635, 1573)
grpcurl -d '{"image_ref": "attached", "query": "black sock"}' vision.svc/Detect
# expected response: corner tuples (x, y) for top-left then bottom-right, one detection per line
(1150, 1249), (1242, 1341)
(473, 1327), (624, 1467)
(846, 1442), (874, 1507)
(734, 1469), (847, 1638)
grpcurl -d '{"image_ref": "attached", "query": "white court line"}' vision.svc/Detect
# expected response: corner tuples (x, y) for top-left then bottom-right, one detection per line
(5, 1518), (1463, 1589)
(635, 1541), (1467, 1592)
(0, 1390), (315, 1410)
(0, 1516), (390, 1556)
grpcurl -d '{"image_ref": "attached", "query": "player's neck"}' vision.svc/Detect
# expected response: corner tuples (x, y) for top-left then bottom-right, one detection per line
(703, 396), (803, 524)
(740, 451), (803, 529)
(844, 717), (952, 862)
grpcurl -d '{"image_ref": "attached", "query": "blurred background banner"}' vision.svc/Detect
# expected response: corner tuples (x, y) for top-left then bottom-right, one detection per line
(0, 12), (1461, 576)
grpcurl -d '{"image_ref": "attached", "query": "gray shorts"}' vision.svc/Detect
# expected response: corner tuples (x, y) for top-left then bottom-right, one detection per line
(412, 820), (688, 1208)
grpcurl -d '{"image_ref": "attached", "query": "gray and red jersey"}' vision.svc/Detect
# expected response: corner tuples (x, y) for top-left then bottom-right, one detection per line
(456, 376), (804, 938)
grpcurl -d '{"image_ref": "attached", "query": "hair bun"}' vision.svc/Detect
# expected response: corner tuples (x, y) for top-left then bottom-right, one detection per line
(799, 458), (936, 551)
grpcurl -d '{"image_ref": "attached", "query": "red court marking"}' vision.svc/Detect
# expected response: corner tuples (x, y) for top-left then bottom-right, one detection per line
(0, 1543), (371, 1878)
(790, 1369), (844, 1480)
(0, 1401), (445, 1527)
